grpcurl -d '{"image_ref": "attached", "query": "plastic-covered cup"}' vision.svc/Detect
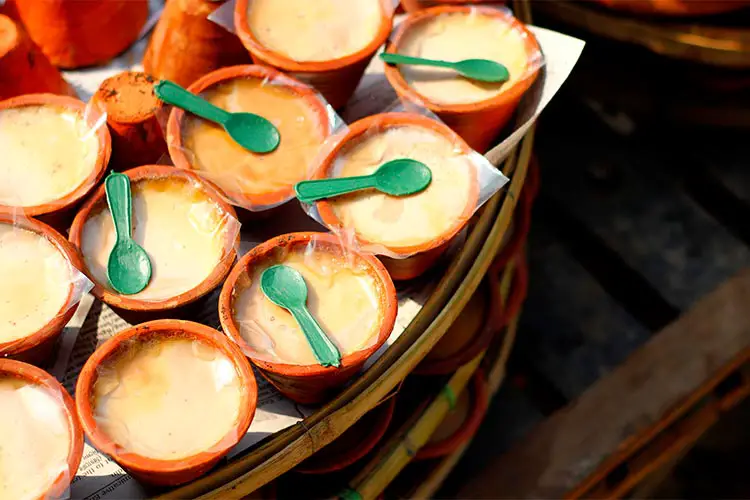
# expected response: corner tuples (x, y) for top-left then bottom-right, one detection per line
(234, 0), (394, 109)
(75, 320), (257, 486)
(0, 14), (75, 101)
(0, 215), (91, 365)
(311, 112), (483, 280)
(383, 5), (542, 152)
(69, 165), (240, 317)
(0, 93), (111, 230)
(166, 65), (337, 213)
(15, 0), (148, 68)
(400, 0), (506, 13)
(143, 0), (251, 87)
(0, 359), (84, 500)
(219, 232), (398, 404)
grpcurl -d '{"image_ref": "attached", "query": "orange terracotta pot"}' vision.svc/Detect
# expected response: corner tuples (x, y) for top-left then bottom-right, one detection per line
(68, 165), (239, 314)
(384, 6), (541, 152)
(91, 71), (168, 170)
(0, 359), (84, 498)
(234, 0), (394, 109)
(0, 15), (75, 100)
(166, 64), (333, 211)
(415, 370), (488, 459)
(143, 0), (251, 88)
(15, 0), (148, 68)
(593, 0), (750, 15)
(0, 93), (111, 229)
(75, 320), (257, 486)
(400, 0), (506, 13)
(220, 232), (399, 405)
(0, 215), (86, 365)
(314, 112), (480, 281)
(296, 396), (396, 474)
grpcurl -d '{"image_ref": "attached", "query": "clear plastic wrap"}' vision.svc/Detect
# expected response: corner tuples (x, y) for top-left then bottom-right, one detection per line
(0, 94), (111, 219)
(0, 214), (93, 361)
(0, 359), (83, 500)
(162, 65), (344, 212)
(299, 104), (509, 261)
(74, 320), (257, 486)
(68, 166), (240, 309)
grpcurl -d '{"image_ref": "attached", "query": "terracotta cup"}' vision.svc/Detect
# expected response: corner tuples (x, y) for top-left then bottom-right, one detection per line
(415, 371), (488, 459)
(314, 112), (480, 281)
(68, 165), (239, 316)
(166, 64), (333, 211)
(0, 94), (111, 230)
(594, 0), (750, 15)
(400, 0), (506, 12)
(143, 0), (251, 88)
(0, 215), (87, 365)
(220, 232), (399, 405)
(0, 15), (75, 100)
(0, 359), (84, 498)
(15, 0), (148, 68)
(234, 0), (393, 109)
(75, 320), (257, 486)
(91, 71), (168, 170)
(384, 6), (542, 152)
(297, 396), (396, 473)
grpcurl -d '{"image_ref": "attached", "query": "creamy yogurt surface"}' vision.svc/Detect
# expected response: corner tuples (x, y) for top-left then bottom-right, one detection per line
(81, 176), (233, 301)
(0, 105), (99, 207)
(0, 224), (71, 344)
(328, 124), (473, 250)
(398, 11), (531, 105)
(233, 245), (382, 365)
(247, 0), (384, 62)
(0, 377), (71, 500)
(92, 337), (243, 460)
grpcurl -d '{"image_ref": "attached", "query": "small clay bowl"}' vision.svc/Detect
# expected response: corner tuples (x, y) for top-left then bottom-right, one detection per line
(166, 65), (333, 213)
(0, 14), (75, 100)
(415, 370), (488, 459)
(75, 319), (257, 486)
(220, 232), (399, 404)
(0, 358), (84, 498)
(296, 396), (396, 473)
(234, 0), (393, 109)
(400, 0), (506, 13)
(68, 165), (239, 319)
(15, 0), (148, 68)
(91, 71), (167, 170)
(0, 215), (88, 365)
(313, 112), (480, 281)
(0, 94), (111, 230)
(384, 6), (542, 152)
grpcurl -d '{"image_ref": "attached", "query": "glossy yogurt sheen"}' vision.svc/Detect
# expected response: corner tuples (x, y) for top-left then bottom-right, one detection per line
(247, 0), (383, 62)
(81, 176), (233, 301)
(92, 337), (243, 460)
(181, 78), (327, 202)
(0, 377), (71, 500)
(0, 224), (71, 344)
(398, 11), (531, 105)
(328, 125), (473, 249)
(233, 245), (382, 365)
(0, 105), (99, 207)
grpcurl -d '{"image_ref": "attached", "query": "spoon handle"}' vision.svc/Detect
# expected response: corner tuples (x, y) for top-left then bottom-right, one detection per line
(295, 175), (377, 203)
(290, 306), (341, 368)
(380, 53), (455, 70)
(105, 173), (133, 244)
(154, 80), (230, 125)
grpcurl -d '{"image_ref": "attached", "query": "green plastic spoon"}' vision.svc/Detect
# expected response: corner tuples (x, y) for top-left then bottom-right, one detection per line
(294, 158), (432, 203)
(260, 265), (341, 368)
(105, 172), (152, 295)
(154, 79), (280, 154)
(380, 53), (509, 83)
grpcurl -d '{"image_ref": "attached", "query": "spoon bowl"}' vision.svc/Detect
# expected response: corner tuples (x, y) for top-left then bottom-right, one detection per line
(373, 159), (432, 196)
(107, 240), (152, 295)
